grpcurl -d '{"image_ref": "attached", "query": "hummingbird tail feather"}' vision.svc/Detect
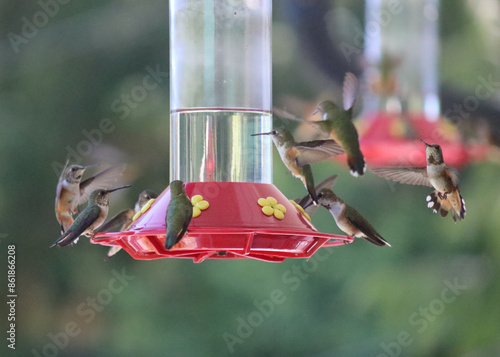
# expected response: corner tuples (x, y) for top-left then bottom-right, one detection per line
(426, 190), (465, 221)
(347, 154), (366, 177)
(366, 235), (391, 247)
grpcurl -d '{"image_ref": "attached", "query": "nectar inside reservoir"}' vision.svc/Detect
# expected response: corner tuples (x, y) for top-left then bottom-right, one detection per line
(170, 108), (272, 183)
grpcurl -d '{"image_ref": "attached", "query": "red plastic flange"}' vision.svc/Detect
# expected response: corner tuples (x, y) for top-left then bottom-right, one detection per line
(92, 182), (353, 262)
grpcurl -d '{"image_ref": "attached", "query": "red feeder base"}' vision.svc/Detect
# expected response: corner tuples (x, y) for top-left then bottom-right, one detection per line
(92, 182), (353, 263)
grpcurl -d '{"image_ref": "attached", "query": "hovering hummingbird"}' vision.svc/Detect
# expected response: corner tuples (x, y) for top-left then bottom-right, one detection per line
(165, 181), (193, 250)
(98, 190), (158, 260)
(50, 185), (131, 248)
(309, 73), (366, 177)
(307, 188), (391, 247)
(251, 127), (345, 203)
(55, 160), (125, 233)
(295, 175), (338, 217)
(371, 140), (466, 221)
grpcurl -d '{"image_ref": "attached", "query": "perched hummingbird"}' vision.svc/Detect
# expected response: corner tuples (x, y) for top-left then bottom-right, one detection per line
(165, 181), (193, 250)
(309, 188), (391, 247)
(252, 127), (345, 203)
(295, 174), (338, 217)
(55, 160), (125, 233)
(371, 140), (466, 221)
(309, 73), (366, 177)
(50, 185), (131, 248)
(98, 190), (158, 260)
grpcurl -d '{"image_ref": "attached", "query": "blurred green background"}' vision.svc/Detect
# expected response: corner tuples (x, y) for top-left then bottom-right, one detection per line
(1, 0), (500, 356)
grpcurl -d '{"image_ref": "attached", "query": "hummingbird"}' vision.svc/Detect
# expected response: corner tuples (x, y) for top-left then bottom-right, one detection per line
(98, 190), (158, 260)
(295, 174), (338, 217)
(165, 180), (193, 250)
(371, 140), (466, 221)
(307, 188), (391, 247)
(50, 185), (131, 248)
(251, 127), (345, 203)
(55, 160), (125, 233)
(309, 72), (366, 177)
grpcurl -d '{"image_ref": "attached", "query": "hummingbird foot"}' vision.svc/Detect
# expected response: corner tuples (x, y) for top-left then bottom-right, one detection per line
(437, 192), (448, 200)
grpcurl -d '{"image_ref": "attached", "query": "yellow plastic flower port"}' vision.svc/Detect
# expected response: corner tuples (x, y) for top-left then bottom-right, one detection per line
(191, 195), (209, 218)
(258, 197), (287, 220)
(132, 198), (156, 221)
(290, 200), (311, 222)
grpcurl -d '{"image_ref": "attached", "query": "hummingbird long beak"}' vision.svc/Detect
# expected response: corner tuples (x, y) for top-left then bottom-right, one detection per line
(303, 200), (316, 210)
(251, 132), (272, 136)
(419, 139), (431, 147)
(106, 185), (131, 193)
(82, 164), (100, 170)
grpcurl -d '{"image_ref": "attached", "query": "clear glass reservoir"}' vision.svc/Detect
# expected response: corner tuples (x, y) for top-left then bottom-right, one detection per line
(169, 0), (272, 182)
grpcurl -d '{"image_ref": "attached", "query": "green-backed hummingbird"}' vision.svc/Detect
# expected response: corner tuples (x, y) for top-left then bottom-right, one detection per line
(308, 188), (390, 247)
(252, 127), (345, 203)
(55, 160), (125, 233)
(165, 181), (193, 250)
(98, 189), (158, 260)
(309, 73), (366, 177)
(50, 185), (131, 248)
(371, 140), (466, 221)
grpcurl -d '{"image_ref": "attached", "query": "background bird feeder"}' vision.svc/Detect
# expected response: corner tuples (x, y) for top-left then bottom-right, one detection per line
(357, 0), (489, 169)
(92, 0), (353, 262)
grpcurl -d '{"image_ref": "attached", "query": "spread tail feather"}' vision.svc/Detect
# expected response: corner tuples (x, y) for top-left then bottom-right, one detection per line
(426, 190), (465, 221)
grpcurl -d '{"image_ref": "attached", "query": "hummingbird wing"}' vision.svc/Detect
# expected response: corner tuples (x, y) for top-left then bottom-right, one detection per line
(307, 120), (332, 136)
(371, 167), (433, 187)
(51, 205), (101, 247)
(165, 198), (193, 249)
(79, 165), (126, 205)
(445, 165), (460, 186)
(295, 140), (345, 166)
(97, 209), (135, 233)
(296, 175), (338, 211)
(344, 205), (390, 247)
(343, 72), (358, 112)
(55, 159), (73, 232)
(272, 107), (303, 122)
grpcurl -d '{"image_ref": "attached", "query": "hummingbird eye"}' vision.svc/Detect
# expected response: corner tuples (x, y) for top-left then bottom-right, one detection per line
(71, 167), (78, 172)
(271, 130), (277, 135)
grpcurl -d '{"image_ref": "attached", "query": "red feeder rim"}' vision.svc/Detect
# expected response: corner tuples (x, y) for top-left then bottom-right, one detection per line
(92, 182), (353, 263)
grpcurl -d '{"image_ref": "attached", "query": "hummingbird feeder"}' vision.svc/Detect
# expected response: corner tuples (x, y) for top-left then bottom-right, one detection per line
(92, 0), (353, 262)
(356, 0), (489, 169)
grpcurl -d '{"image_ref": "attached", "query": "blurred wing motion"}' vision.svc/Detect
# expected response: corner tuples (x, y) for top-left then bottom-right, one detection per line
(371, 166), (433, 187)
(272, 107), (303, 122)
(295, 140), (345, 166)
(343, 72), (358, 111)
(79, 165), (126, 205)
